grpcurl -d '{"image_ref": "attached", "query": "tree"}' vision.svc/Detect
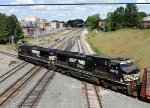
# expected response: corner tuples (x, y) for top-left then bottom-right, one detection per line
(115, 7), (125, 28)
(104, 4), (147, 31)
(0, 13), (8, 44)
(85, 14), (101, 29)
(52, 20), (59, 22)
(137, 12), (147, 27)
(124, 4), (139, 28)
(67, 20), (73, 27)
(105, 12), (118, 31)
(66, 19), (84, 27)
(0, 13), (23, 44)
(6, 14), (23, 43)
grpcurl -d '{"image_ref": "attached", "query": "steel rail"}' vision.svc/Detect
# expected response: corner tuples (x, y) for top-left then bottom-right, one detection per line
(93, 85), (103, 108)
(0, 51), (17, 58)
(0, 66), (42, 106)
(0, 62), (28, 83)
(56, 29), (81, 50)
(83, 82), (90, 108)
(18, 71), (55, 108)
(48, 29), (78, 49)
(0, 62), (25, 79)
(79, 30), (103, 108)
(64, 30), (82, 51)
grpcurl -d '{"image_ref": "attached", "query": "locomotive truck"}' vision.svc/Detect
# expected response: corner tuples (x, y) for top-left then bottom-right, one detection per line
(18, 45), (150, 100)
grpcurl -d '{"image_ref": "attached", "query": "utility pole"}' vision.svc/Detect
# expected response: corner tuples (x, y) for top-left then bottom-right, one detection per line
(36, 8), (39, 43)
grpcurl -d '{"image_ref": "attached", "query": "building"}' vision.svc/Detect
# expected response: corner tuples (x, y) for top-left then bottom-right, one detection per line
(51, 22), (60, 30)
(44, 22), (51, 33)
(19, 17), (47, 36)
(143, 16), (150, 28)
(59, 22), (65, 30)
(39, 19), (47, 32)
(20, 21), (37, 36)
(19, 17), (66, 36)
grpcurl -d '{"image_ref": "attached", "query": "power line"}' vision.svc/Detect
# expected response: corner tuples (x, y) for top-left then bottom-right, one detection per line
(0, 3), (150, 6)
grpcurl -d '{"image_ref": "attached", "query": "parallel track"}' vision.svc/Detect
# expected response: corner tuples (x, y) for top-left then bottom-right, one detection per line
(0, 66), (42, 106)
(0, 29), (85, 107)
(0, 51), (17, 58)
(83, 82), (103, 108)
(0, 62), (28, 83)
(18, 71), (55, 108)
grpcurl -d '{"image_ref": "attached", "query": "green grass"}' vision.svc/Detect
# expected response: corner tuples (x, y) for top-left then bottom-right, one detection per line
(86, 29), (150, 76)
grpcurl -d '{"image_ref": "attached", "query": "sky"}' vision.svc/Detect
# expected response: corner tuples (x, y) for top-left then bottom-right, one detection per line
(0, 0), (150, 22)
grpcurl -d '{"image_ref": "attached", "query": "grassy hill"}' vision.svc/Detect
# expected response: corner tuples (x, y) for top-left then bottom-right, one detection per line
(86, 29), (150, 76)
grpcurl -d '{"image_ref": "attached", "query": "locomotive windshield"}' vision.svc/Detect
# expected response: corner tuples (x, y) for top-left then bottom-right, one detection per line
(120, 60), (139, 75)
(120, 60), (133, 68)
(120, 62), (131, 68)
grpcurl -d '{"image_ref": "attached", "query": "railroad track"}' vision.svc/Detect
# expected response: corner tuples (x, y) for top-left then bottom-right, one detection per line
(49, 29), (83, 50)
(77, 30), (103, 108)
(64, 30), (83, 51)
(0, 51), (17, 58)
(83, 82), (103, 108)
(0, 62), (28, 83)
(0, 66), (42, 106)
(18, 71), (55, 108)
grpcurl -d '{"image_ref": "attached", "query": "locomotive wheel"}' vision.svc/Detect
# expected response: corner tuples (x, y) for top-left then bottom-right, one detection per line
(100, 80), (109, 88)
(122, 87), (128, 94)
(103, 82), (109, 88)
(112, 86), (117, 91)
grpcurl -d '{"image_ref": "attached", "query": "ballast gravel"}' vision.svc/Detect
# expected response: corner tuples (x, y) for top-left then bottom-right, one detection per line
(37, 73), (85, 108)
(0, 63), (34, 95)
(4, 68), (48, 108)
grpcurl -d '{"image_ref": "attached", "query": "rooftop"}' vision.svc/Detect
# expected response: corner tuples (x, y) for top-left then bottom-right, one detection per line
(143, 16), (150, 21)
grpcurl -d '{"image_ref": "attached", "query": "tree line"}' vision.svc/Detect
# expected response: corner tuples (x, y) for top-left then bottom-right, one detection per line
(0, 13), (23, 44)
(85, 4), (148, 31)
(66, 19), (85, 27)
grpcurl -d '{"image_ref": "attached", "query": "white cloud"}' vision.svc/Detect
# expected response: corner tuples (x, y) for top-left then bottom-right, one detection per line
(101, 0), (119, 3)
(77, 0), (86, 3)
(137, 0), (146, 2)
(54, 0), (75, 3)
(136, 0), (150, 2)
(0, 7), (5, 13)
(30, 5), (46, 11)
(11, 0), (34, 4)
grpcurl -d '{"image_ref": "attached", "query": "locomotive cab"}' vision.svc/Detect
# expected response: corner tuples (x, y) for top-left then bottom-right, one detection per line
(119, 60), (140, 83)
(110, 59), (140, 84)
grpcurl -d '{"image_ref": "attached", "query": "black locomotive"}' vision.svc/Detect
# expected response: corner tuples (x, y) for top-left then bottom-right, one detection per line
(18, 45), (140, 96)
